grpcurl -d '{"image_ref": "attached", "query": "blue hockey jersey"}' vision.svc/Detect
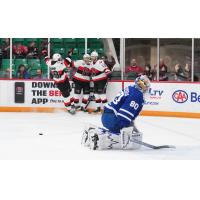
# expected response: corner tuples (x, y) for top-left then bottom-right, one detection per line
(103, 85), (144, 133)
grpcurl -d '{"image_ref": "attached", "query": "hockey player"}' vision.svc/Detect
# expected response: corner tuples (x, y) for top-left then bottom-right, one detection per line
(90, 51), (111, 113)
(73, 54), (91, 112)
(45, 52), (75, 114)
(82, 75), (151, 150)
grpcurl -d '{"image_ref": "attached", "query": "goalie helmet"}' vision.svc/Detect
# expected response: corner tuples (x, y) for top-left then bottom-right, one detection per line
(135, 75), (150, 93)
(52, 53), (62, 62)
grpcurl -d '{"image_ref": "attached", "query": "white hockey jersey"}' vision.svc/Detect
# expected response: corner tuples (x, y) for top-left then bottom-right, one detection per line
(90, 59), (111, 82)
(45, 57), (73, 83)
(73, 61), (91, 82)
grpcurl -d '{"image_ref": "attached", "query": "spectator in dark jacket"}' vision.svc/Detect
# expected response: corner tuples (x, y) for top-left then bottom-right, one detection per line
(16, 64), (30, 79)
(159, 64), (168, 81)
(144, 64), (153, 80)
(2, 38), (10, 58)
(27, 41), (39, 58)
(40, 39), (48, 58)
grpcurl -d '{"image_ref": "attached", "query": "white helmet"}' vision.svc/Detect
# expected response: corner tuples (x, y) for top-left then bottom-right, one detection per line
(83, 54), (91, 64)
(91, 51), (98, 57)
(83, 54), (90, 59)
(52, 53), (62, 61)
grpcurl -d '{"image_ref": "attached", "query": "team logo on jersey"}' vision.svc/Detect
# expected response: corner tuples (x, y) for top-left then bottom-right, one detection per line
(172, 90), (188, 103)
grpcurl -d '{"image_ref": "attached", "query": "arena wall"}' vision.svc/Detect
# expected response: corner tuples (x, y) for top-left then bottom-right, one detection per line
(0, 79), (200, 118)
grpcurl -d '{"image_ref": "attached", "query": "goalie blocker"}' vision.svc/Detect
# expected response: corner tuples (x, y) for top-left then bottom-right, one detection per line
(81, 125), (142, 150)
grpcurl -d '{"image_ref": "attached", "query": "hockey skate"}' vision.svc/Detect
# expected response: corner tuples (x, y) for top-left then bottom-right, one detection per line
(81, 106), (88, 112)
(68, 105), (76, 115)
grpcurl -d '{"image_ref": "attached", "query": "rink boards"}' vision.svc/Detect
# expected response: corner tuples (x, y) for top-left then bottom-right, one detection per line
(0, 79), (200, 118)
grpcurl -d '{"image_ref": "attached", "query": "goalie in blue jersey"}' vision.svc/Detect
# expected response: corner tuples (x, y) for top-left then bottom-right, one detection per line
(81, 75), (151, 150)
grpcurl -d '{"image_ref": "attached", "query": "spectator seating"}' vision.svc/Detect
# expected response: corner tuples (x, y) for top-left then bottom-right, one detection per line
(11, 38), (105, 60)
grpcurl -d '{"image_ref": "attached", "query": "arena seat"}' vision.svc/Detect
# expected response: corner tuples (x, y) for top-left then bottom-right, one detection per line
(63, 38), (76, 48)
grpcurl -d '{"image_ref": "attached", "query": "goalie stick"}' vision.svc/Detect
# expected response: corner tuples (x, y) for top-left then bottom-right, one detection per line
(131, 139), (176, 150)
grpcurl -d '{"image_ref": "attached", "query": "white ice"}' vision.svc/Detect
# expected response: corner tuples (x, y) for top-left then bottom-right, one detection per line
(0, 111), (200, 160)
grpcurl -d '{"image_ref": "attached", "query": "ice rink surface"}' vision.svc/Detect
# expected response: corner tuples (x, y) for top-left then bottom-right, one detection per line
(0, 111), (200, 160)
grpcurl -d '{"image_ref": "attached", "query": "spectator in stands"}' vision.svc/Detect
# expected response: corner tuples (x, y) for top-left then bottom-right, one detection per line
(16, 64), (30, 79)
(3, 68), (11, 78)
(0, 48), (2, 69)
(159, 64), (168, 81)
(1, 38), (10, 58)
(40, 39), (48, 58)
(101, 51), (116, 71)
(13, 42), (28, 58)
(32, 69), (45, 79)
(174, 63), (186, 81)
(143, 64), (153, 80)
(152, 58), (168, 81)
(125, 58), (144, 75)
(27, 41), (39, 58)
(174, 63), (199, 81)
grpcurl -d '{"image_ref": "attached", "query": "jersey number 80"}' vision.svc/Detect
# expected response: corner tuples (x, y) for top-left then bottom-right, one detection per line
(130, 101), (139, 110)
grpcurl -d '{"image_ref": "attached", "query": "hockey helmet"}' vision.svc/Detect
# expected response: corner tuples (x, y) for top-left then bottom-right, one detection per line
(83, 54), (91, 63)
(135, 75), (150, 93)
(52, 53), (62, 61)
(91, 51), (98, 58)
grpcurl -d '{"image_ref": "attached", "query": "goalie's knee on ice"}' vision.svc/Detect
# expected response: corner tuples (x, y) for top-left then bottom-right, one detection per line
(120, 127), (143, 150)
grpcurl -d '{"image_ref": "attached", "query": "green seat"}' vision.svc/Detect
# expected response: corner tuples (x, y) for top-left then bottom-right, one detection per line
(2, 59), (11, 68)
(12, 38), (25, 44)
(126, 72), (138, 80)
(24, 38), (38, 46)
(52, 47), (65, 56)
(51, 38), (63, 43)
(27, 59), (40, 66)
(71, 55), (79, 60)
(25, 38), (38, 42)
(111, 71), (121, 80)
(14, 59), (27, 67)
(30, 63), (41, 70)
(79, 48), (85, 56)
(76, 38), (85, 48)
(63, 38), (76, 48)
(88, 38), (103, 48)
(51, 38), (63, 48)
(41, 59), (47, 66)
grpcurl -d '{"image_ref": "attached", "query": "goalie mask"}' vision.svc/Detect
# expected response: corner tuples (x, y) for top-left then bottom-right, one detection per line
(52, 53), (62, 62)
(135, 75), (150, 93)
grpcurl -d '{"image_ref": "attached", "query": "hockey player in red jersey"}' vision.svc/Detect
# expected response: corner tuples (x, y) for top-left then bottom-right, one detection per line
(44, 51), (76, 114)
(90, 51), (111, 113)
(73, 54), (91, 112)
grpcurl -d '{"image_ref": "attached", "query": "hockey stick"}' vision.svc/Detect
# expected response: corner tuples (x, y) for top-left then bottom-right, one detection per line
(132, 139), (176, 150)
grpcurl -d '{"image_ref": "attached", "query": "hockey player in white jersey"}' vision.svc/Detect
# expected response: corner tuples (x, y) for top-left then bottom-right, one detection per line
(45, 51), (76, 114)
(73, 54), (91, 112)
(90, 51), (111, 113)
(81, 75), (151, 150)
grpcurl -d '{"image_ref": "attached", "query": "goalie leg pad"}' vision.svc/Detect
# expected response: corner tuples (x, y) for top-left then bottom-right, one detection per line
(120, 127), (143, 150)
(82, 125), (143, 150)
(82, 125), (120, 150)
